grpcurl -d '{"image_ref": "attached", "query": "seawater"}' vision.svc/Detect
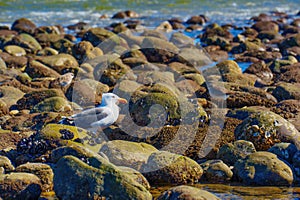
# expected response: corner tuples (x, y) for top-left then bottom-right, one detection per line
(0, 0), (299, 27)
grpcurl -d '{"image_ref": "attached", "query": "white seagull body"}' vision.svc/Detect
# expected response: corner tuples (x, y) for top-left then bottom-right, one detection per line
(71, 93), (127, 129)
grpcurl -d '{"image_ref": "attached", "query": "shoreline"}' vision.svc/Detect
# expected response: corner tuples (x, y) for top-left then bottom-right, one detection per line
(0, 8), (300, 199)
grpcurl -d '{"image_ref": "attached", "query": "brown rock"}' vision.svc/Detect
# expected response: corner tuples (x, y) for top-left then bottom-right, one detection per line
(11, 18), (36, 35)
(0, 52), (27, 69)
(252, 21), (279, 32)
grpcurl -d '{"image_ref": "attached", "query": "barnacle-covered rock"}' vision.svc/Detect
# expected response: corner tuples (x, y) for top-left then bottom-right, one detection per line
(235, 111), (300, 150)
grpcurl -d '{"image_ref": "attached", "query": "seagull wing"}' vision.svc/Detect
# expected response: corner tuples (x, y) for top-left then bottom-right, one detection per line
(90, 107), (116, 128)
(72, 107), (109, 128)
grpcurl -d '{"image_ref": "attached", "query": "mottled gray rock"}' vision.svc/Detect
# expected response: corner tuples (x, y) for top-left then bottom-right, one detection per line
(268, 142), (297, 163)
(234, 151), (293, 186)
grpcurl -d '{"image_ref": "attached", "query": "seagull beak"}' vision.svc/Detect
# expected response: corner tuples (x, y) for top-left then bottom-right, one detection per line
(118, 98), (128, 104)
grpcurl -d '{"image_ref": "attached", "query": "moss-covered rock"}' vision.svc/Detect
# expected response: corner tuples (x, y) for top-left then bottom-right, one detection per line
(82, 27), (116, 47)
(12, 33), (42, 53)
(235, 111), (300, 151)
(129, 90), (180, 125)
(54, 155), (152, 200)
(31, 96), (71, 113)
(141, 151), (203, 184)
(100, 140), (158, 170)
(0, 172), (42, 200)
(234, 151), (293, 186)
(200, 159), (233, 183)
(118, 166), (151, 190)
(217, 140), (256, 166)
(72, 41), (103, 64)
(0, 156), (15, 173)
(0, 86), (24, 108)
(92, 55), (132, 87)
(4, 45), (26, 56)
(39, 123), (103, 153)
(269, 56), (298, 74)
(15, 163), (53, 192)
(17, 89), (65, 110)
(25, 59), (61, 79)
(35, 33), (64, 47)
(272, 82), (300, 101)
(157, 185), (220, 200)
(36, 53), (79, 74)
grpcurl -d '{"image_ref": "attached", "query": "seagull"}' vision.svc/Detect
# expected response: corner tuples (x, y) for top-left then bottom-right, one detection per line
(70, 93), (127, 129)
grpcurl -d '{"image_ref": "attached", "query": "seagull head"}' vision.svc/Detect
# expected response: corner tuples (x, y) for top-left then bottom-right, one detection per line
(101, 93), (128, 106)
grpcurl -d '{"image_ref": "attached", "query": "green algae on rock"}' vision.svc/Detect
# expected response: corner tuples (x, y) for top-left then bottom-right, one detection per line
(100, 140), (158, 171)
(141, 151), (203, 184)
(54, 155), (152, 200)
(31, 96), (72, 113)
(217, 140), (256, 166)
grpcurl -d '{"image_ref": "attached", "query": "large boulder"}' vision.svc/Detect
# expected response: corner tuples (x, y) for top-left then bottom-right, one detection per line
(234, 151), (293, 186)
(31, 96), (72, 113)
(217, 140), (256, 166)
(141, 151), (203, 184)
(54, 155), (152, 200)
(36, 53), (79, 74)
(100, 140), (158, 170)
(268, 142), (298, 163)
(235, 111), (300, 150)
(11, 18), (36, 35)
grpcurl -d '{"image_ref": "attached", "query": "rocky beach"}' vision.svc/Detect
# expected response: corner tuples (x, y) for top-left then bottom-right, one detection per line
(1, 1), (300, 199)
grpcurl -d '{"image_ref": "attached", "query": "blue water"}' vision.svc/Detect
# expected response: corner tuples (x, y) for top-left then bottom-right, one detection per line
(0, 0), (299, 28)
